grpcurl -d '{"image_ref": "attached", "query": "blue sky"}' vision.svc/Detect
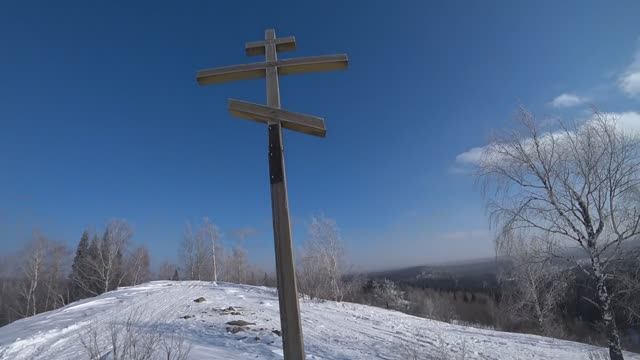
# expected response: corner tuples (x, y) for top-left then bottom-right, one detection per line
(1, 1), (639, 271)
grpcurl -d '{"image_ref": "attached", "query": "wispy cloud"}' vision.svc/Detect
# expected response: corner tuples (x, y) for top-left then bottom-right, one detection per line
(550, 93), (587, 108)
(614, 111), (640, 133)
(455, 146), (485, 165)
(231, 226), (258, 240)
(453, 112), (640, 168)
(619, 47), (640, 98)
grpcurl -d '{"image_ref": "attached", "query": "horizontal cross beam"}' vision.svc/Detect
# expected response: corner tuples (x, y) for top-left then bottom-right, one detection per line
(228, 99), (326, 137)
(277, 54), (348, 76)
(196, 54), (348, 86)
(245, 36), (296, 56)
(196, 62), (266, 85)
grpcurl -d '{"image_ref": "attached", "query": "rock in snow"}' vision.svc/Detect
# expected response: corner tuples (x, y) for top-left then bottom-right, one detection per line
(0, 281), (637, 359)
(226, 320), (256, 327)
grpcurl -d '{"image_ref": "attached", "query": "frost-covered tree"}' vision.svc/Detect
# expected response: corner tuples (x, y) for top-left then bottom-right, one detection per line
(17, 234), (47, 317)
(298, 215), (346, 301)
(225, 245), (248, 284)
(497, 231), (571, 336)
(124, 246), (150, 286)
(180, 218), (224, 281)
(200, 217), (222, 283)
(15, 233), (70, 317)
(477, 109), (640, 359)
(371, 279), (409, 311)
(181, 222), (198, 280)
(42, 241), (70, 311)
(76, 220), (132, 295)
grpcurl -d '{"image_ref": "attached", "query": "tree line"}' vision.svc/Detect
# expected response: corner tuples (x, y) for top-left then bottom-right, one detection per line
(0, 219), (152, 326)
(0, 214), (348, 327)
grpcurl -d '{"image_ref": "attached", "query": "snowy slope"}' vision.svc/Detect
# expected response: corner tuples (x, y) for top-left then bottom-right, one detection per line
(0, 281), (636, 360)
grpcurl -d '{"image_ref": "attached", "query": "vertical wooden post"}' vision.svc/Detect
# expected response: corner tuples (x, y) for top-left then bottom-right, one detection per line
(264, 28), (305, 360)
(197, 28), (347, 359)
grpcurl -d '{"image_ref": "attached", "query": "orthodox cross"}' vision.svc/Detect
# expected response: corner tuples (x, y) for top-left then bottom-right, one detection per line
(196, 29), (348, 360)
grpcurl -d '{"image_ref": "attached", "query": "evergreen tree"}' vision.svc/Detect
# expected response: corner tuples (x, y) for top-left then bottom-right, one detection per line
(172, 269), (180, 281)
(112, 249), (124, 290)
(86, 234), (101, 295)
(70, 231), (90, 301)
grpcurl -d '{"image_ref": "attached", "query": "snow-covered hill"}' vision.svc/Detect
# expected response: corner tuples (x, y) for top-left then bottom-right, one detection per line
(0, 281), (636, 359)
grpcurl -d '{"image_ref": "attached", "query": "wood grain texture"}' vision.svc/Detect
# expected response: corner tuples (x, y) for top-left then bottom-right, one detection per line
(196, 62), (266, 85)
(264, 28), (306, 360)
(196, 55), (348, 86)
(228, 99), (326, 137)
(245, 36), (296, 56)
(278, 54), (348, 75)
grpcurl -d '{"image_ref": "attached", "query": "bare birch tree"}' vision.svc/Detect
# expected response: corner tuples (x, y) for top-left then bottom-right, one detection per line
(225, 244), (248, 284)
(124, 246), (150, 286)
(16, 233), (70, 317)
(158, 260), (180, 280)
(77, 220), (132, 295)
(497, 230), (571, 336)
(17, 234), (47, 317)
(42, 241), (70, 311)
(200, 217), (221, 283)
(181, 218), (223, 281)
(298, 215), (345, 301)
(181, 222), (197, 280)
(477, 109), (640, 359)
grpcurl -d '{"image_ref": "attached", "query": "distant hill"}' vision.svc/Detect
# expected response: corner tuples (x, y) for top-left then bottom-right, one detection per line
(365, 239), (640, 291)
(365, 257), (503, 291)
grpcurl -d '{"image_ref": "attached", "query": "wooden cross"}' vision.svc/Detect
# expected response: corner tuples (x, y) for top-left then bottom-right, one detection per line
(196, 29), (348, 360)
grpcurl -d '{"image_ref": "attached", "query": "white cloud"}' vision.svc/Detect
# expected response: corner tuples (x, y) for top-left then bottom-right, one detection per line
(231, 226), (258, 240)
(550, 93), (587, 108)
(454, 112), (640, 167)
(619, 48), (640, 98)
(454, 146), (485, 165)
(620, 72), (640, 97)
(614, 111), (640, 133)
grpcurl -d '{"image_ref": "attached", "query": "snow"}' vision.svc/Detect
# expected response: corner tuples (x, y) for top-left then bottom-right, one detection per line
(0, 281), (637, 359)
